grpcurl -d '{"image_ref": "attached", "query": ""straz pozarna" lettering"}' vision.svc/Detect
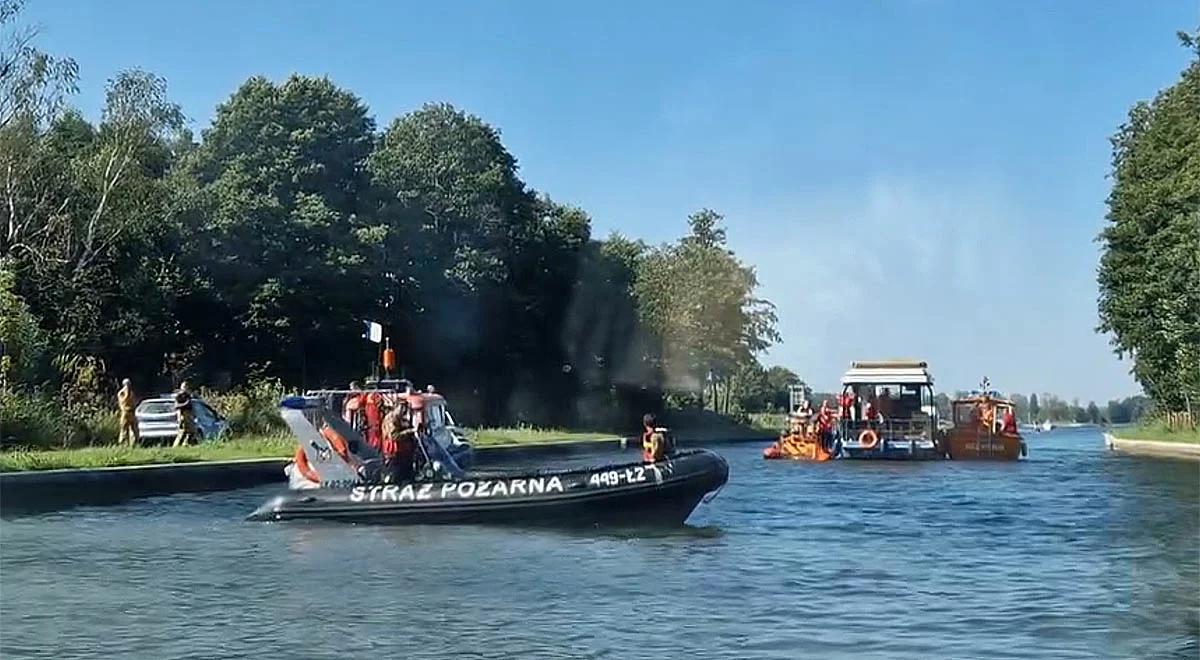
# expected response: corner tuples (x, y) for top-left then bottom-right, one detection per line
(350, 476), (565, 503)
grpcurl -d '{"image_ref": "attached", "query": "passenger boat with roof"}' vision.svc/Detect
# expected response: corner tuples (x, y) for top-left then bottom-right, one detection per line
(250, 395), (729, 525)
(943, 381), (1027, 460)
(836, 360), (945, 460)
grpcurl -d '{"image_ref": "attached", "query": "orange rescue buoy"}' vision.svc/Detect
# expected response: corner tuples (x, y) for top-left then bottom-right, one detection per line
(293, 447), (321, 484)
(858, 429), (880, 450)
(319, 425), (352, 463)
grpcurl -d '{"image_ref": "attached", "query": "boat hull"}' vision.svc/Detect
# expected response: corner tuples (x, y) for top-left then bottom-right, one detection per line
(249, 449), (728, 526)
(946, 429), (1025, 460)
(763, 435), (832, 461)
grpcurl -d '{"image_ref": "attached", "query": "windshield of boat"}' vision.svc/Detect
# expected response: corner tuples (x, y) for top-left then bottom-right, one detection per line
(426, 404), (445, 429)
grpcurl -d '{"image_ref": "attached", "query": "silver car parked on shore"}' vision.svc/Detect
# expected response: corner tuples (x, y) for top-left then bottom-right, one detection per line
(135, 396), (230, 443)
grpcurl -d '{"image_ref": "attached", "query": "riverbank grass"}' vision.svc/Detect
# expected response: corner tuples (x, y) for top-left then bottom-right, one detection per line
(1116, 421), (1200, 444)
(0, 434), (296, 472)
(468, 428), (619, 446)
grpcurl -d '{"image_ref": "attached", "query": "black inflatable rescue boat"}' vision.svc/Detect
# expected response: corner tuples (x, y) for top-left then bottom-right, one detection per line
(248, 396), (728, 526)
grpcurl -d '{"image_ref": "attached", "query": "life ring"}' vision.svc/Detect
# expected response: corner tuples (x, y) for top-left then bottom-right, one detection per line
(293, 447), (321, 484)
(858, 429), (880, 450)
(320, 425), (352, 463)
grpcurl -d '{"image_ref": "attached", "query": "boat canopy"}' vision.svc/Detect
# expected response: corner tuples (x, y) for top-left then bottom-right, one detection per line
(841, 360), (934, 386)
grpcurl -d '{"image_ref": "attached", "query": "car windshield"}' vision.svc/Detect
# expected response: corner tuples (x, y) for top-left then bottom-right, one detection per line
(139, 400), (175, 415)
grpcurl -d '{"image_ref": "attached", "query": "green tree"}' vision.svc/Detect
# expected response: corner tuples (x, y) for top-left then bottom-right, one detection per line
(0, 0), (78, 130)
(174, 75), (378, 386)
(634, 209), (779, 408)
(369, 103), (591, 423)
(1029, 393), (1040, 421)
(764, 365), (802, 411)
(1086, 401), (1101, 424)
(1097, 33), (1200, 414)
(0, 265), (46, 388)
(3, 69), (184, 384)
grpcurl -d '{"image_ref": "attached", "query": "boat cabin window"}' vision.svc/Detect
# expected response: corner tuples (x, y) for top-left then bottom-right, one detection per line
(954, 402), (975, 425)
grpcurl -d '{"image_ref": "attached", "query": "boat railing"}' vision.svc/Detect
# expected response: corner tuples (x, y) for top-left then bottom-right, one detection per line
(842, 417), (933, 441)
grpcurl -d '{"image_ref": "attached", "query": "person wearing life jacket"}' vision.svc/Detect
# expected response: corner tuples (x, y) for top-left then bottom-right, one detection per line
(381, 401), (416, 482)
(839, 390), (854, 421)
(641, 413), (673, 462)
(865, 397), (879, 425)
(979, 401), (996, 433)
(1001, 407), (1017, 435)
(364, 390), (384, 452)
(817, 400), (835, 451)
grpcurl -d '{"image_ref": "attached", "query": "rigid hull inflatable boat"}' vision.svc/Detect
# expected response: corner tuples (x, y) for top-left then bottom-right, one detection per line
(249, 396), (728, 526)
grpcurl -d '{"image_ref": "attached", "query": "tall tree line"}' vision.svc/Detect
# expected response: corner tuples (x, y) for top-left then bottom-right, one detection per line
(1097, 30), (1200, 416)
(0, 1), (779, 430)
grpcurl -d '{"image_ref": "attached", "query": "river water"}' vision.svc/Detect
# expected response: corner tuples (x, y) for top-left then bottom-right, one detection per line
(1, 429), (1197, 659)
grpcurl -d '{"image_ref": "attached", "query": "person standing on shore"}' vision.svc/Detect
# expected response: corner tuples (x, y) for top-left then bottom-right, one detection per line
(172, 381), (198, 447)
(116, 379), (139, 446)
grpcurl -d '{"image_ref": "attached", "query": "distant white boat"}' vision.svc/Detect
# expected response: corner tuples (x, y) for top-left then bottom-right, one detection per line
(1040, 420), (1054, 432)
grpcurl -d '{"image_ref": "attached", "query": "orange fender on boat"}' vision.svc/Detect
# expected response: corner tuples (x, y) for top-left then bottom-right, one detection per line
(293, 447), (321, 484)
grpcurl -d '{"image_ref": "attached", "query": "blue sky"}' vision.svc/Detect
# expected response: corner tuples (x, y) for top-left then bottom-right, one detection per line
(24, 1), (1196, 402)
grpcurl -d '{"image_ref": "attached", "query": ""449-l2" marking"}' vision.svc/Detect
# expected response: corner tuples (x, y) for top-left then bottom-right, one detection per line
(588, 466), (648, 488)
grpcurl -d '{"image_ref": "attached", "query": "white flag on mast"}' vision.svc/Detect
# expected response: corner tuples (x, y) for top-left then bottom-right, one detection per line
(362, 320), (383, 344)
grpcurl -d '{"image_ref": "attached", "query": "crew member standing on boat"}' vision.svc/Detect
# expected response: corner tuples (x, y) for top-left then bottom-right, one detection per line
(642, 413), (673, 462)
(1001, 407), (1017, 435)
(839, 390), (854, 421)
(172, 381), (198, 447)
(817, 400), (835, 452)
(381, 401), (416, 481)
(364, 391), (384, 452)
(116, 378), (139, 447)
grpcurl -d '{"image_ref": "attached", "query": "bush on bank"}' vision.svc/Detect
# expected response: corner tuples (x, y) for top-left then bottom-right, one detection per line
(0, 381), (286, 451)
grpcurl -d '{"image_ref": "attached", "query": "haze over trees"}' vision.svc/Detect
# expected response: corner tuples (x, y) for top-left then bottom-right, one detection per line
(1097, 30), (1200, 416)
(0, 1), (783, 444)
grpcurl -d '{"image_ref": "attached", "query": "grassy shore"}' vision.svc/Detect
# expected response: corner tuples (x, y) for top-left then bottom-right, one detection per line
(0, 428), (624, 472)
(469, 428), (619, 446)
(0, 434), (296, 472)
(1114, 422), (1200, 444)
(0, 410), (776, 472)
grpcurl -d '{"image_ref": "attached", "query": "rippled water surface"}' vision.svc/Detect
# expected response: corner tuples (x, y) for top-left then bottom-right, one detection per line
(2, 429), (1197, 659)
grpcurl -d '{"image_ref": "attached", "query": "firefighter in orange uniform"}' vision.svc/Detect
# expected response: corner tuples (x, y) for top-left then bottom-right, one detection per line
(117, 379), (139, 446)
(364, 391), (384, 452)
